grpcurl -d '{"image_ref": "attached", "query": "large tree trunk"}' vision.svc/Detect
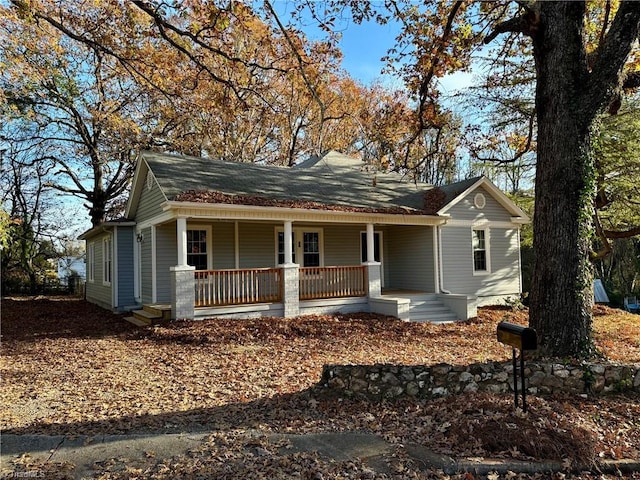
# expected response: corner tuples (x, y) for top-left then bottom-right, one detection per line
(529, 3), (595, 357)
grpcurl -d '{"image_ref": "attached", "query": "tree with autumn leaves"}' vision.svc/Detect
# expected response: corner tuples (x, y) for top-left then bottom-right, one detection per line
(2, 0), (639, 358)
(318, 0), (640, 357)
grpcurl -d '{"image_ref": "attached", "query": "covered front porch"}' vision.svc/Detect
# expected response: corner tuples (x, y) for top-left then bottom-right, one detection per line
(135, 203), (476, 322)
(169, 219), (388, 320)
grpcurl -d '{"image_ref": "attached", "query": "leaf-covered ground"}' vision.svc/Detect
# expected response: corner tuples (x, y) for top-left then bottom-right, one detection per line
(1, 297), (639, 479)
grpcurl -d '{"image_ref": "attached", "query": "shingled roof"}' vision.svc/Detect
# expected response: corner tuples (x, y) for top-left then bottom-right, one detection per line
(141, 150), (481, 215)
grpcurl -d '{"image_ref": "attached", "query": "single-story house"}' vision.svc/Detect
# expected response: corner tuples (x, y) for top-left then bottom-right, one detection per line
(79, 150), (529, 324)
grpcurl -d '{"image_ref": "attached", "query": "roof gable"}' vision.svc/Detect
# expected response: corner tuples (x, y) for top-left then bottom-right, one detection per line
(437, 176), (529, 221)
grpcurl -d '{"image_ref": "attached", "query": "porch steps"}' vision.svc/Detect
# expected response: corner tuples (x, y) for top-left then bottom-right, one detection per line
(389, 293), (459, 323)
(126, 304), (172, 326)
(124, 315), (151, 327)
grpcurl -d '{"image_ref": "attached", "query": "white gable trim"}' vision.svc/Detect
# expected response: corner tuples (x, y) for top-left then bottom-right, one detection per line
(124, 155), (168, 219)
(437, 177), (530, 222)
(444, 219), (523, 229)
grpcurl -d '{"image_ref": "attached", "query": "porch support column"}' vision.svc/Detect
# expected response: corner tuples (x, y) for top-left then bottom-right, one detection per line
(364, 223), (381, 298)
(366, 223), (375, 263)
(284, 220), (293, 264)
(282, 263), (299, 318)
(170, 265), (195, 320)
(433, 226), (440, 293)
(281, 220), (299, 317)
(176, 217), (188, 266)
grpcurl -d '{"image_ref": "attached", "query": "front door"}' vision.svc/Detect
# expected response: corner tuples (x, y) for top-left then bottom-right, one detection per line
(299, 231), (320, 267)
(277, 229), (322, 266)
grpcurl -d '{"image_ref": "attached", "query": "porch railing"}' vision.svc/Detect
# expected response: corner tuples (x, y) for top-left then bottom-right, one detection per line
(299, 265), (367, 300)
(194, 268), (282, 307)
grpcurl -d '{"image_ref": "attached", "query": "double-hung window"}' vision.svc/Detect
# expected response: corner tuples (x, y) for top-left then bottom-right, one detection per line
(103, 236), (112, 285)
(302, 232), (320, 267)
(472, 228), (489, 274)
(87, 243), (95, 283)
(187, 229), (209, 270)
(277, 231), (295, 265)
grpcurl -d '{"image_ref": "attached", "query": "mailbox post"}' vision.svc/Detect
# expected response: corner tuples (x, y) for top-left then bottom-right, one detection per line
(496, 321), (537, 412)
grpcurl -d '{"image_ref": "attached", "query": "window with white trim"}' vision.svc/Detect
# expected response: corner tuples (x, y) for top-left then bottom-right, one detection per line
(277, 231), (295, 265)
(302, 232), (320, 267)
(87, 243), (95, 283)
(187, 229), (208, 270)
(103, 236), (112, 285)
(472, 228), (489, 274)
(275, 228), (323, 267)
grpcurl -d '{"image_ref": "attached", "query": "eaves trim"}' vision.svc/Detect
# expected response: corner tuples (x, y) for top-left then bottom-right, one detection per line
(162, 201), (447, 226)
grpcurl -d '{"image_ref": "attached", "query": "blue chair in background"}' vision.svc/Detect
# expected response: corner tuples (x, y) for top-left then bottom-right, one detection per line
(624, 296), (639, 313)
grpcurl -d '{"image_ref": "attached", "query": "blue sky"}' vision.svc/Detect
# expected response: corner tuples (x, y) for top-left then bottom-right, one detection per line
(272, 1), (474, 94)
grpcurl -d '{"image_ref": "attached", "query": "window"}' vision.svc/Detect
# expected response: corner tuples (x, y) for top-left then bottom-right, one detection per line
(275, 228), (323, 267)
(187, 229), (208, 270)
(87, 243), (95, 283)
(472, 229), (489, 273)
(103, 236), (112, 285)
(277, 231), (295, 265)
(302, 232), (320, 267)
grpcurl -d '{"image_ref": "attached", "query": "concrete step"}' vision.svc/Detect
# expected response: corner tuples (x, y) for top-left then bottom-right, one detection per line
(404, 296), (459, 324)
(409, 305), (452, 314)
(410, 312), (459, 323)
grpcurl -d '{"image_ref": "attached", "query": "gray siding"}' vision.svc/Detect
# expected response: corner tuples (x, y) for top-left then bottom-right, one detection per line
(141, 227), (153, 304)
(386, 226), (434, 292)
(323, 225), (361, 266)
(445, 186), (512, 222)
(441, 226), (521, 298)
(156, 223), (177, 303)
(135, 171), (166, 223)
(238, 223), (274, 268)
(116, 226), (136, 308)
(212, 222), (235, 269)
(486, 228), (521, 295)
(85, 232), (113, 308)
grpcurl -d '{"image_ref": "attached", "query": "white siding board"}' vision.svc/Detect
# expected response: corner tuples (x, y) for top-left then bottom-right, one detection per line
(446, 186), (513, 222)
(441, 226), (521, 299)
(484, 228), (521, 296)
(135, 175), (165, 223)
(386, 226), (434, 292)
(441, 226), (474, 292)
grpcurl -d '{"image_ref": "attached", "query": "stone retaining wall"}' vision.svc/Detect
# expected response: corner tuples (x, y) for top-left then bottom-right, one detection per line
(319, 361), (640, 400)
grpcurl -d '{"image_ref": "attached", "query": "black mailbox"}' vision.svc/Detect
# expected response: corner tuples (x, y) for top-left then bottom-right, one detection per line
(497, 321), (537, 351)
(497, 321), (537, 412)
